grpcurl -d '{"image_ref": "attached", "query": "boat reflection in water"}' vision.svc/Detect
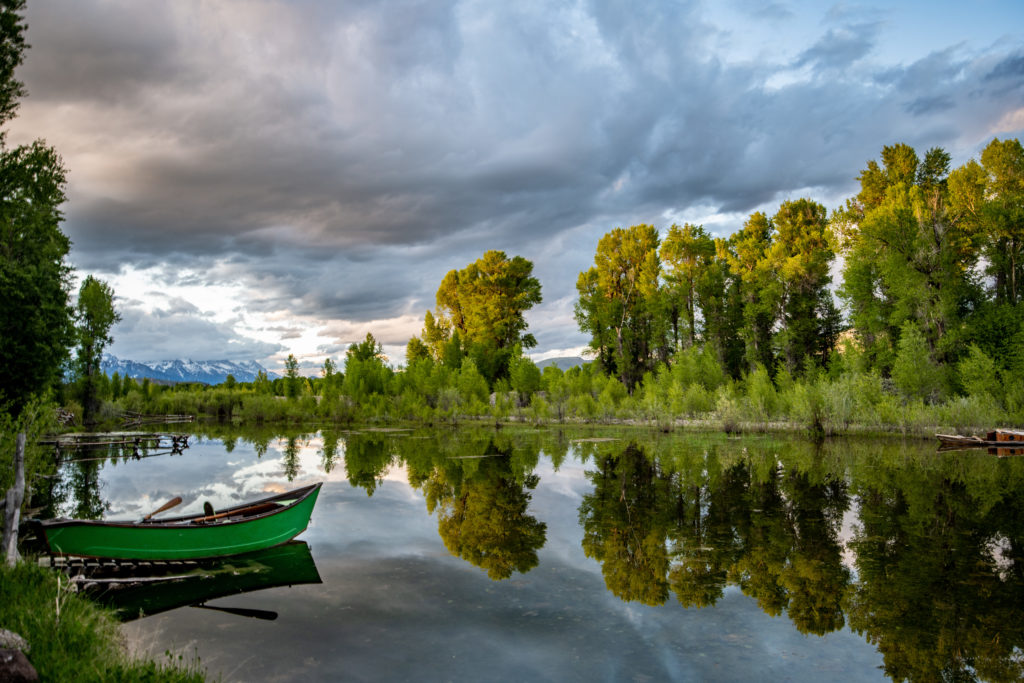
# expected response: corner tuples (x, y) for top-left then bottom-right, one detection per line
(73, 541), (321, 622)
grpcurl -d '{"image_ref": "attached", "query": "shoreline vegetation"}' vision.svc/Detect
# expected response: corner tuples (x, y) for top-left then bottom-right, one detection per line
(65, 345), (1020, 439)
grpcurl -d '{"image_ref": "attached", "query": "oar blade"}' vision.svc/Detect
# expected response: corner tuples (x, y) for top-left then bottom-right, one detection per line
(192, 603), (278, 620)
(142, 496), (183, 521)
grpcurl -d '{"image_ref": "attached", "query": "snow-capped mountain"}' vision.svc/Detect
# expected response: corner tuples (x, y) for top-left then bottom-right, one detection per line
(101, 354), (278, 384)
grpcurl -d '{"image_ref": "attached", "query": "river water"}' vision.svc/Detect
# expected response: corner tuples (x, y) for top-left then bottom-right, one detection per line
(37, 425), (1024, 682)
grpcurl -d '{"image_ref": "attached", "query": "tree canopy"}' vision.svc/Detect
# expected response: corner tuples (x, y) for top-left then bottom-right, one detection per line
(0, 0), (73, 416)
(74, 275), (120, 424)
(421, 250), (541, 383)
(568, 137), (1023, 402)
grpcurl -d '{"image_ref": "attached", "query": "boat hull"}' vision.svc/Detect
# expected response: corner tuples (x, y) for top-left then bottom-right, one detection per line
(39, 483), (321, 560)
(81, 541), (323, 621)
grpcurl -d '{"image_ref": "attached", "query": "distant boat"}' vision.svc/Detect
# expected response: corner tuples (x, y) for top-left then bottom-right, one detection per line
(936, 430), (1024, 455)
(38, 483), (322, 560)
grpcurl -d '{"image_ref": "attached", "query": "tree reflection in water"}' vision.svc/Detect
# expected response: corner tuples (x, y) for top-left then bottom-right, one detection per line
(33, 425), (1024, 680)
(579, 441), (849, 631)
(419, 438), (546, 580)
(847, 453), (1024, 682)
(579, 443), (672, 604)
(576, 437), (1024, 681)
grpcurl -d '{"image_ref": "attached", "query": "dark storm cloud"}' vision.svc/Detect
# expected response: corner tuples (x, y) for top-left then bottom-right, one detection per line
(985, 52), (1024, 82)
(904, 95), (956, 116)
(18, 1), (183, 103)
(794, 22), (880, 70)
(9, 0), (1024, 361)
(20, 0), (1014, 264)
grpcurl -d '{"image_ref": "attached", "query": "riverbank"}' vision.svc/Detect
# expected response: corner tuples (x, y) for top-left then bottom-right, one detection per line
(0, 561), (205, 682)
(61, 357), (1022, 439)
(76, 392), (1015, 441)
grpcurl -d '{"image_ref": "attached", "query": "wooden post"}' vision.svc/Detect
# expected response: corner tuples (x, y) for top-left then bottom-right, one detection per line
(2, 431), (26, 566)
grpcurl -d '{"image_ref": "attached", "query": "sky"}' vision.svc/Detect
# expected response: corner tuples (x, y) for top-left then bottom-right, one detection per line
(8, 0), (1024, 374)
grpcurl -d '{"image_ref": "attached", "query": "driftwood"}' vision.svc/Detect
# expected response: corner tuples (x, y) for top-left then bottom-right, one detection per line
(38, 433), (190, 461)
(2, 432), (26, 566)
(121, 411), (194, 427)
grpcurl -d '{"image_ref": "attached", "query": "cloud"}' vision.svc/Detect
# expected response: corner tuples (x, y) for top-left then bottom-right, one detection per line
(8, 0), (1024, 363)
(109, 302), (282, 363)
(794, 22), (880, 71)
(744, 1), (793, 22)
(318, 314), (424, 349)
(984, 52), (1024, 82)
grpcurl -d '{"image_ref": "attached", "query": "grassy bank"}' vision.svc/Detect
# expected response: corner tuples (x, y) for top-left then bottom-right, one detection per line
(0, 561), (205, 682)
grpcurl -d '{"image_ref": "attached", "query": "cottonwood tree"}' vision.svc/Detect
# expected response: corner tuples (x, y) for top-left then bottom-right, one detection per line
(659, 223), (715, 350)
(284, 354), (301, 399)
(725, 212), (777, 373)
(0, 1), (73, 418)
(421, 250), (542, 384)
(74, 275), (120, 424)
(575, 224), (663, 392)
(979, 138), (1024, 305)
(769, 199), (840, 372)
(0, 0), (74, 564)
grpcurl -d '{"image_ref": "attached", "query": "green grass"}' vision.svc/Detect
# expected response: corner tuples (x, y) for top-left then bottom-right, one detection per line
(0, 561), (206, 682)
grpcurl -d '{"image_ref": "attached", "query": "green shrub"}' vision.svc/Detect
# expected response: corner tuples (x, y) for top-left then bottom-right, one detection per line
(681, 383), (713, 416)
(715, 387), (742, 434)
(744, 363), (778, 426)
(788, 379), (825, 434)
(892, 321), (944, 402)
(958, 344), (1001, 404)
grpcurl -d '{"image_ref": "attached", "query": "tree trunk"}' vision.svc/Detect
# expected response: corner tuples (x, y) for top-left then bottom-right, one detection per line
(2, 431), (26, 566)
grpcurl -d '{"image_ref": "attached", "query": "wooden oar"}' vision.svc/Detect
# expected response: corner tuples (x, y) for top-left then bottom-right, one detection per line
(141, 496), (182, 522)
(188, 501), (280, 524)
(191, 603), (278, 620)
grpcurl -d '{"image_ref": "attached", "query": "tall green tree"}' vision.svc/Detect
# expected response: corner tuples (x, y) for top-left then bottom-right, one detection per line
(698, 239), (745, 377)
(769, 199), (839, 372)
(420, 310), (448, 361)
(320, 357), (340, 405)
(424, 250), (542, 383)
(725, 212), (777, 373)
(837, 143), (980, 372)
(575, 224), (663, 391)
(284, 354), (301, 399)
(659, 223), (715, 349)
(74, 276), (120, 424)
(342, 333), (392, 401)
(0, 0), (73, 417)
(1, 0), (75, 565)
(404, 336), (431, 364)
(979, 138), (1024, 305)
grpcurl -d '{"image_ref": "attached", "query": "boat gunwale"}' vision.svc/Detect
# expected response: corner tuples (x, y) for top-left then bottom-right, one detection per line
(38, 482), (322, 530)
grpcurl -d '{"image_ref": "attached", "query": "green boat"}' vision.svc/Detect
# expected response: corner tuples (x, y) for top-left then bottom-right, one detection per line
(79, 541), (322, 621)
(38, 483), (322, 560)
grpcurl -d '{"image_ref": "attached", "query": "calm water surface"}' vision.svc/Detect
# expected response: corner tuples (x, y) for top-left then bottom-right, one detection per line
(38, 425), (1024, 682)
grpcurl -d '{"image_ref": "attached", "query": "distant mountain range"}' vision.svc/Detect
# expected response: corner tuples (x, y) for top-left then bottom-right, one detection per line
(101, 354), (278, 385)
(535, 356), (587, 371)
